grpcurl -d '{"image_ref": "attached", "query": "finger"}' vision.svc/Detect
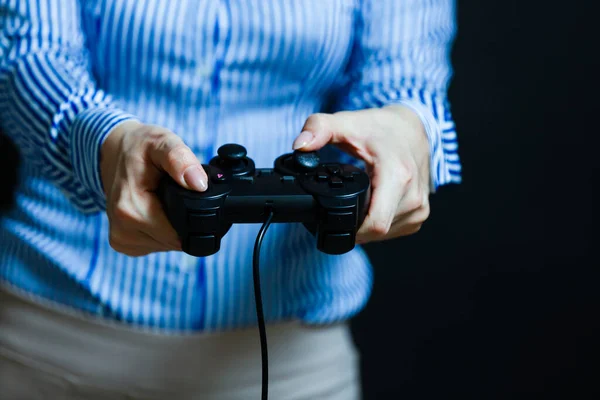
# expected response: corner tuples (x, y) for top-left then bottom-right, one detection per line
(357, 190), (430, 244)
(293, 112), (364, 151)
(109, 225), (176, 253)
(140, 230), (181, 251)
(356, 157), (409, 242)
(109, 229), (157, 253)
(109, 241), (170, 257)
(114, 191), (181, 250)
(379, 203), (431, 240)
(148, 133), (207, 192)
(140, 192), (182, 250)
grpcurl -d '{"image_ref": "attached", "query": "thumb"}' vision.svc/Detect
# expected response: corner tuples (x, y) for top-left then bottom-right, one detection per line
(292, 112), (360, 152)
(149, 133), (208, 192)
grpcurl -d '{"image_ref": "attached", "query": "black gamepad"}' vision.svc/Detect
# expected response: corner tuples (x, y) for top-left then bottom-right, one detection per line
(158, 143), (370, 257)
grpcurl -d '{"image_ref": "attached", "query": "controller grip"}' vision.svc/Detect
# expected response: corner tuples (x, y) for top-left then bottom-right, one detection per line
(182, 234), (221, 257)
(157, 172), (230, 257)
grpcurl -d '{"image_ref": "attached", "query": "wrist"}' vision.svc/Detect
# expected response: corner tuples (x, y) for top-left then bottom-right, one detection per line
(384, 104), (429, 143)
(101, 120), (142, 160)
(70, 108), (138, 211)
(100, 120), (142, 198)
(382, 104), (432, 190)
(383, 101), (441, 193)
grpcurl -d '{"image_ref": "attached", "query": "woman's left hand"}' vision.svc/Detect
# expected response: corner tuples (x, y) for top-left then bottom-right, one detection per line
(292, 105), (432, 244)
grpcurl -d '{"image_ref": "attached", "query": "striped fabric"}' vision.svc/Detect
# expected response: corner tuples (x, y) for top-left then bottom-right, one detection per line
(0, 0), (461, 332)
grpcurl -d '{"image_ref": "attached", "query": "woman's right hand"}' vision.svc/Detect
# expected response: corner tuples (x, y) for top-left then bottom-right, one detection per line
(100, 121), (208, 256)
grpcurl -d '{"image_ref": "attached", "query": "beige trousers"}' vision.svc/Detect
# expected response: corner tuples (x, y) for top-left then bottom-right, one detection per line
(0, 288), (361, 399)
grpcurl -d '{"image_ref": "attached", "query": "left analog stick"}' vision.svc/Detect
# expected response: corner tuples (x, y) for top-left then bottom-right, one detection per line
(217, 143), (247, 171)
(210, 143), (255, 176)
(218, 143), (247, 162)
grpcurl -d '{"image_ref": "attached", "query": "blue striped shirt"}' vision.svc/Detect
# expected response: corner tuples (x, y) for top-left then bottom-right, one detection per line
(0, 0), (461, 332)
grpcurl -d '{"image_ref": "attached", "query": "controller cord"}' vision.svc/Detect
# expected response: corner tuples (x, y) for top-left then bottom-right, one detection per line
(253, 209), (274, 400)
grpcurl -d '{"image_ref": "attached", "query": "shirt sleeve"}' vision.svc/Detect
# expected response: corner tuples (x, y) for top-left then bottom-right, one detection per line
(0, 0), (138, 213)
(331, 0), (462, 190)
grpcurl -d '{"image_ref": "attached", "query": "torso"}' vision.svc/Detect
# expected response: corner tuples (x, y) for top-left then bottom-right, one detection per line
(0, 0), (373, 332)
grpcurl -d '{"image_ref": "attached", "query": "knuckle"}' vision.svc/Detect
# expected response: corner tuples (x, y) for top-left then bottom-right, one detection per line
(165, 145), (198, 174)
(145, 129), (176, 149)
(306, 113), (329, 129)
(108, 234), (147, 257)
(109, 231), (125, 251)
(125, 249), (148, 257)
(419, 202), (431, 221)
(166, 144), (191, 165)
(395, 165), (414, 187)
(405, 191), (424, 213)
(411, 197), (431, 224)
(307, 112), (326, 122)
(112, 203), (136, 223)
(146, 129), (169, 141)
(368, 218), (391, 238)
(407, 223), (422, 235)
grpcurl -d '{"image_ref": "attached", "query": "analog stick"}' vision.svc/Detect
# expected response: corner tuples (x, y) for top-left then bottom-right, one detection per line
(292, 150), (320, 172)
(210, 143), (255, 176)
(218, 143), (247, 171)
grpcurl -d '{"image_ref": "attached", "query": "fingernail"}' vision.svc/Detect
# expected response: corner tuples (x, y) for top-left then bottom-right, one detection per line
(292, 130), (315, 150)
(183, 165), (207, 191)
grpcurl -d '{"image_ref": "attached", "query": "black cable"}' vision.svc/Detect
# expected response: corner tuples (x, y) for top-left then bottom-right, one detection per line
(253, 209), (274, 400)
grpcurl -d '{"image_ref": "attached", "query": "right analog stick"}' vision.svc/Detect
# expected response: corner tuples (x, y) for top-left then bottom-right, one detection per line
(292, 150), (320, 172)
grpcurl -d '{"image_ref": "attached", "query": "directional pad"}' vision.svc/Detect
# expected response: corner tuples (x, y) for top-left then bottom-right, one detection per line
(313, 166), (356, 189)
(323, 164), (341, 175)
(329, 176), (343, 188)
(341, 172), (354, 181)
(316, 173), (329, 182)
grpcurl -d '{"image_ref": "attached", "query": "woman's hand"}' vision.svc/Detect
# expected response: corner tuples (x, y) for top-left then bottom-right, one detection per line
(100, 121), (208, 256)
(293, 105), (432, 244)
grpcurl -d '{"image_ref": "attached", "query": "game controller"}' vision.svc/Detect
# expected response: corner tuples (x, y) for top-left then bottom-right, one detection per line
(158, 143), (370, 257)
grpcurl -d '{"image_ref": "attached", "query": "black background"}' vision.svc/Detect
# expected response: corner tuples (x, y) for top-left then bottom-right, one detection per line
(353, 1), (596, 399)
